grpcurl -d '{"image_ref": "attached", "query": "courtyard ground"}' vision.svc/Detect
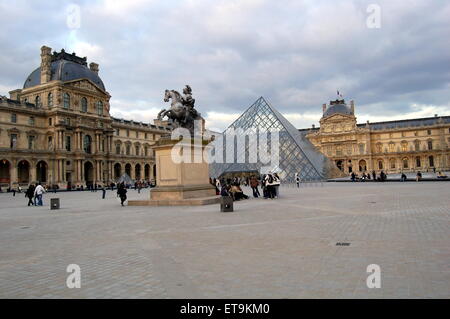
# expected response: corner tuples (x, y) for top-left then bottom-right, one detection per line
(0, 182), (449, 298)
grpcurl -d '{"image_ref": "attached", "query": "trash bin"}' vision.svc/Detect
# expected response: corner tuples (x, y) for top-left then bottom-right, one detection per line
(220, 196), (234, 212)
(50, 198), (60, 210)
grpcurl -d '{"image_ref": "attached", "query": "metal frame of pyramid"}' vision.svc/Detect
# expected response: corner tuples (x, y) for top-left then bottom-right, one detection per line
(209, 97), (341, 182)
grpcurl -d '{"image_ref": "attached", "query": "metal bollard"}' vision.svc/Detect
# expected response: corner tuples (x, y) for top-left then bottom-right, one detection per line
(220, 196), (234, 212)
(50, 198), (60, 210)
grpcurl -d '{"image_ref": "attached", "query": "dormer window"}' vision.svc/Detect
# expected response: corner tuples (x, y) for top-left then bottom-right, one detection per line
(81, 97), (88, 112)
(35, 95), (42, 108)
(48, 93), (53, 108)
(96, 101), (103, 116)
(63, 93), (70, 109)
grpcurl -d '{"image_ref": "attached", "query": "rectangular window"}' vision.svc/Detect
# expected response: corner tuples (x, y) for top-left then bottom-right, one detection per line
(427, 129), (432, 135)
(389, 143), (395, 152)
(145, 133), (148, 139)
(116, 128), (120, 136)
(28, 136), (35, 150)
(49, 118), (52, 126)
(359, 144), (365, 155)
(116, 144), (120, 155)
(11, 113), (17, 123)
(127, 130), (130, 137)
(10, 134), (18, 149)
(65, 136), (71, 151)
(136, 131), (139, 138)
(29, 116), (35, 126)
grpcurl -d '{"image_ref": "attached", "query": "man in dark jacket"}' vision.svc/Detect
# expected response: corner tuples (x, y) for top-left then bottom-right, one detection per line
(117, 183), (127, 206)
(26, 184), (35, 206)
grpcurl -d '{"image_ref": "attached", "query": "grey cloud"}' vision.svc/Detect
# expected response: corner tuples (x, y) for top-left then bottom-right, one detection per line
(0, 0), (449, 130)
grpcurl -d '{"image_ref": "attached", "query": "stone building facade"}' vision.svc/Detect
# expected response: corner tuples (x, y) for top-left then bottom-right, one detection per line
(0, 46), (170, 190)
(305, 99), (450, 175)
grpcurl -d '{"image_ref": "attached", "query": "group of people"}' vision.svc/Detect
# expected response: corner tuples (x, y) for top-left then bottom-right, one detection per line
(212, 172), (281, 201)
(351, 171), (387, 182)
(24, 182), (46, 206)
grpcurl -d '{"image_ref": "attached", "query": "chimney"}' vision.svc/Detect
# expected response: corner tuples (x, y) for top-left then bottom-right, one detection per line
(89, 62), (99, 74)
(350, 100), (355, 114)
(312, 124), (315, 129)
(40, 46), (52, 84)
(322, 103), (326, 114)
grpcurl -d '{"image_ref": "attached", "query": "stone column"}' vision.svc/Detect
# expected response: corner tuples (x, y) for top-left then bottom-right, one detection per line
(62, 159), (66, 182)
(131, 164), (136, 180)
(80, 160), (84, 183)
(30, 160), (37, 183)
(10, 159), (17, 187)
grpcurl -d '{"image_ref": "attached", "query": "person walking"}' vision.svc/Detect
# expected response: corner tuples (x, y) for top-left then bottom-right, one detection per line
(250, 176), (260, 198)
(117, 183), (127, 206)
(264, 173), (276, 199)
(351, 172), (356, 182)
(102, 185), (106, 199)
(295, 173), (300, 188)
(26, 184), (35, 206)
(273, 173), (281, 198)
(34, 182), (45, 206)
(372, 170), (376, 181)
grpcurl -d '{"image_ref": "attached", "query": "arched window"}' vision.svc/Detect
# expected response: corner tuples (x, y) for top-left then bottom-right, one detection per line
(116, 144), (121, 155)
(96, 101), (103, 116)
(390, 159), (396, 169)
(126, 145), (131, 156)
(376, 143), (382, 153)
(135, 145), (140, 156)
(427, 140), (433, 150)
(48, 93), (53, 108)
(35, 95), (41, 108)
(63, 93), (70, 109)
(414, 140), (420, 151)
(378, 160), (383, 170)
(358, 160), (367, 172)
(429, 156), (434, 167)
(401, 141), (408, 152)
(83, 135), (92, 154)
(81, 97), (88, 112)
(402, 158), (409, 169)
(416, 157), (421, 168)
(389, 143), (395, 153)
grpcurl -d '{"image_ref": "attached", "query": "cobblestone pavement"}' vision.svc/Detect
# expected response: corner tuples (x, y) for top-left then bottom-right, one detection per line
(0, 182), (449, 298)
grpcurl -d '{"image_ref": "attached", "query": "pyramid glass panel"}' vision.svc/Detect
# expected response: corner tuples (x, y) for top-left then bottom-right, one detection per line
(209, 97), (342, 182)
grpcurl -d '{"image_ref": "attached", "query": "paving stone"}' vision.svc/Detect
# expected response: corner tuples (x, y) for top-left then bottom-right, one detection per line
(0, 183), (449, 298)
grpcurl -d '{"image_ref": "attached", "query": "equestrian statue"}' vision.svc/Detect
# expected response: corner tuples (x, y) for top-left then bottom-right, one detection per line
(157, 85), (202, 133)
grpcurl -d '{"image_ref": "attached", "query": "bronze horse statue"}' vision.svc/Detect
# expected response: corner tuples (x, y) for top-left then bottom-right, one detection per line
(157, 88), (201, 132)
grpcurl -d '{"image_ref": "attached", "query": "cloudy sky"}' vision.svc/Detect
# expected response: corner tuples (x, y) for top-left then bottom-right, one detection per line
(0, 0), (449, 131)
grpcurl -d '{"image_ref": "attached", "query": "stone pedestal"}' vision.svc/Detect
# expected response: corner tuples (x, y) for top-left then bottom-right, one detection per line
(128, 137), (220, 206)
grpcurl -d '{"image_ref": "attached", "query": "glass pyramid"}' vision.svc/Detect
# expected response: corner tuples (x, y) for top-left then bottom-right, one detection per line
(209, 97), (342, 182)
